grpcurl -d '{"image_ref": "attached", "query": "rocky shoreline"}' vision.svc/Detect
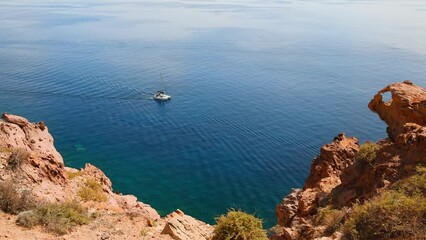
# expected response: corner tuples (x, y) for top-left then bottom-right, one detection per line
(0, 113), (214, 240)
(270, 81), (426, 240)
(1, 81), (425, 239)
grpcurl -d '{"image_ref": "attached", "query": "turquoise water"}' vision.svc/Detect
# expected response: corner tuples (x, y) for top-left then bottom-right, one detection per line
(1, 0), (426, 228)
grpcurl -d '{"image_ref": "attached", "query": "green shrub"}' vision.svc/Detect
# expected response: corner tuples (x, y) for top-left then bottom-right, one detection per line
(355, 142), (380, 164)
(343, 169), (426, 240)
(16, 201), (90, 235)
(213, 209), (268, 240)
(0, 182), (34, 214)
(7, 148), (30, 170)
(315, 207), (345, 235)
(77, 179), (107, 202)
(391, 166), (426, 196)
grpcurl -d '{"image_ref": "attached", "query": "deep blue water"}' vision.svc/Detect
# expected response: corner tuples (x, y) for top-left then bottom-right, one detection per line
(1, 0), (426, 228)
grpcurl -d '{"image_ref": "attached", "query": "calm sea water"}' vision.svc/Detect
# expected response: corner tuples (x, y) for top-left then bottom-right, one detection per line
(1, 0), (426, 228)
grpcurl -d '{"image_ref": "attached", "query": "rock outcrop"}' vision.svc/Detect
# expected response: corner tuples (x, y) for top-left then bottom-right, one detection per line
(274, 134), (359, 239)
(272, 81), (426, 240)
(162, 209), (214, 240)
(368, 80), (426, 140)
(333, 122), (426, 207)
(0, 113), (212, 240)
(0, 113), (67, 201)
(304, 134), (359, 192)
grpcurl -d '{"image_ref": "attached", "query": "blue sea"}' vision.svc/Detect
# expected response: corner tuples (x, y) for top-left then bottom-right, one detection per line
(1, 0), (426, 228)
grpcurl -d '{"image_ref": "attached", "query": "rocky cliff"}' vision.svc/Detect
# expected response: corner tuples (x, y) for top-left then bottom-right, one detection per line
(0, 113), (214, 240)
(271, 81), (426, 240)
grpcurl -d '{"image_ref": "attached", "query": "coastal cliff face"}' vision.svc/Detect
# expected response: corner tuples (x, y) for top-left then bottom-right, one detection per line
(0, 113), (214, 240)
(271, 81), (426, 240)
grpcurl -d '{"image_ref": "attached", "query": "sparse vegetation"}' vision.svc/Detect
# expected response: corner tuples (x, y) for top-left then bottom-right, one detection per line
(391, 165), (426, 195)
(77, 179), (107, 202)
(0, 181), (91, 235)
(16, 201), (90, 235)
(343, 166), (426, 240)
(67, 171), (82, 180)
(355, 142), (380, 164)
(0, 181), (34, 214)
(7, 148), (30, 170)
(140, 227), (150, 237)
(315, 207), (345, 235)
(213, 209), (268, 240)
(0, 146), (12, 153)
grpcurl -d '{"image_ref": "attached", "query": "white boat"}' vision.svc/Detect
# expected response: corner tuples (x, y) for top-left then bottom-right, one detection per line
(153, 74), (171, 101)
(153, 91), (171, 101)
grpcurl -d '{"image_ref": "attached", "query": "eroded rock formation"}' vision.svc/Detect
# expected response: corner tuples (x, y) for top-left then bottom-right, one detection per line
(274, 134), (359, 239)
(368, 80), (426, 140)
(272, 81), (426, 240)
(304, 134), (359, 192)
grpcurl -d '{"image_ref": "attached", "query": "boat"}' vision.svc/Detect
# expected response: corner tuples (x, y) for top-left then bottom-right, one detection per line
(153, 90), (171, 101)
(153, 74), (171, 101)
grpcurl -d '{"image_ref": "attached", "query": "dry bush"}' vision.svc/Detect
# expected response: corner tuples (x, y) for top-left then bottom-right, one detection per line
(17, 201), (90, 235)
(77, 179), (107, 202)
(315, 207), (345, 235)
(7, 148), (30, 170)
(66, 171), (82, 180)
(0, 181), (34, 214)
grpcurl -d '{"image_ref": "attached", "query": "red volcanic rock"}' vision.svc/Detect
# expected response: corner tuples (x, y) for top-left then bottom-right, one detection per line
(276, 189), (302, 227)
(275, 134), (359, 239)
(334, 122), (426, 207)
(273, 82), (426, 239)
(38, 121), (46, 131)
(304, 133), (359, 192)
(369, 81), (426, 141)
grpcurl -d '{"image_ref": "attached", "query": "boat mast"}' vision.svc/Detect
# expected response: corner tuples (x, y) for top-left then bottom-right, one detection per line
(160, 73), (167, 93)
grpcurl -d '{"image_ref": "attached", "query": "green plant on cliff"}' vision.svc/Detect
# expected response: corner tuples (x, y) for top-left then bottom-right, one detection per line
(17, 201), (90, 235)
(315, 207), (345, 235)
(355, 142), (380, 164)
(7, 148), (30, 170)
(391, 165), (426, 195)
(213, 209), (268, 240)
(66, 170), (82, 180)
(343, 167), (426, 240)
(77, 179), (108, 202)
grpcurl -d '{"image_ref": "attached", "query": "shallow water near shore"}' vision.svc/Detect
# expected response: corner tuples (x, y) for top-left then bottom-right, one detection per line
(1, 0), (426, 228)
